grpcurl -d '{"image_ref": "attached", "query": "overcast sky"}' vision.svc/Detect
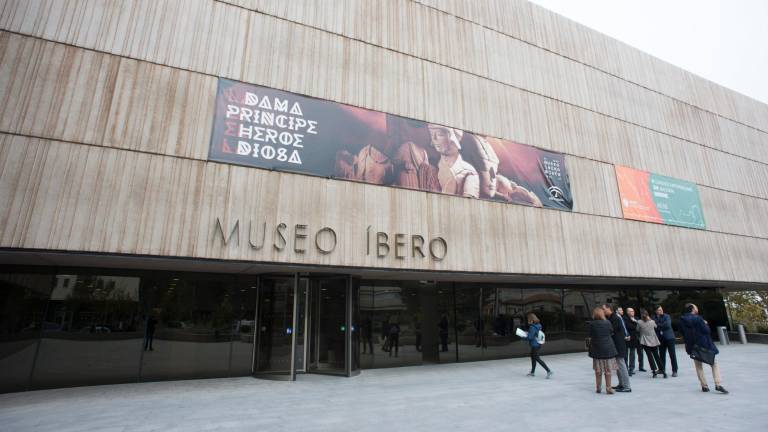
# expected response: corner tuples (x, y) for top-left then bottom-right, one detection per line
(529, 0), (768, 105)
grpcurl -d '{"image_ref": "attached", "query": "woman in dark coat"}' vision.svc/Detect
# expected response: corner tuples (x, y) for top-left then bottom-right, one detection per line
(588, 307), (618, 394)
(679, 303), (728, 394)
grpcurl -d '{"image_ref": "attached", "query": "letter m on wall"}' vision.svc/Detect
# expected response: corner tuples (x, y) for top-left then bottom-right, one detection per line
(215, 218), (240, 247)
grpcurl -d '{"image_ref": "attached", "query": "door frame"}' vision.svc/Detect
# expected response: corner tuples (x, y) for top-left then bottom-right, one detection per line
(252, 272), (357, 380)
(251, 273), (299, 381)
(304, 274), (352, 377)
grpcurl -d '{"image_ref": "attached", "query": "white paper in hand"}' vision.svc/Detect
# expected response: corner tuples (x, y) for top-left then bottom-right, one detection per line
(515, 328), (528, 338)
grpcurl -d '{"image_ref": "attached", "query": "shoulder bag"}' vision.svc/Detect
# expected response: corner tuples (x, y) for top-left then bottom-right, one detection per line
(690, 344), (716, 365)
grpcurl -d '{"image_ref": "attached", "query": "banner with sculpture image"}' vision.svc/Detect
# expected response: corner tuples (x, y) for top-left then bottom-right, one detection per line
(615, 165), (706, 229)
(208, 78), (573, 211)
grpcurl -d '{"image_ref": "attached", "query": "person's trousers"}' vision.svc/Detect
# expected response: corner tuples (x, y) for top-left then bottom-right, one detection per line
(388, 334), (399, 356)
(694, 359), (722, 387)
(530, 346), (550, 373)
(658, 338), (679, 373)
(616, 356), (631, 389)
(641, 345), (662, 372)
(627, 346), (644, 371)
(362, 337), (373, 354)
(144, 334), (154, 351)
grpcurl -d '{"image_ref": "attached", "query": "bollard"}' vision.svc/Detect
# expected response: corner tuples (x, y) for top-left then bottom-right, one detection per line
(716, 326), (729, 345)
(737, 324), (748, 344)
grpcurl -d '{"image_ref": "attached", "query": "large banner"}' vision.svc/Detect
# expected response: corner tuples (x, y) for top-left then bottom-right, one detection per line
(209, 78), (573, 210)
(615, 165), (706, 229)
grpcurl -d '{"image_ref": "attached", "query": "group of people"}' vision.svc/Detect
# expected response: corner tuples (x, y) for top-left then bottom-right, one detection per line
(520, 303), (728, 395)
(587, 303), (728, 395)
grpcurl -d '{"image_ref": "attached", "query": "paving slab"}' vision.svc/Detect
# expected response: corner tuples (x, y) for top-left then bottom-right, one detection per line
(0, 344), (765, 432)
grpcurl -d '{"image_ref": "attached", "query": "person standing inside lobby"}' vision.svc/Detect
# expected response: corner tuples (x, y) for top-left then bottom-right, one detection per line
(654, 305), (679, 377)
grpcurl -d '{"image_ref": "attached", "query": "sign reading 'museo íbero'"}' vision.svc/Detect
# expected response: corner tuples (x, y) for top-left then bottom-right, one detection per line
(214, 218), (448, 261)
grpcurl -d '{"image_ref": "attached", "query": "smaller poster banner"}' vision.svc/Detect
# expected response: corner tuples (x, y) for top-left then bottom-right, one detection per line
(615, 165), (706, 229)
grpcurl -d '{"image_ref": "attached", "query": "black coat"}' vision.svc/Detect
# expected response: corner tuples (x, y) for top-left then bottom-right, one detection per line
(588, 320), (618, 359)
(624, 316), (639, 348)
(608, 313), (628, 358)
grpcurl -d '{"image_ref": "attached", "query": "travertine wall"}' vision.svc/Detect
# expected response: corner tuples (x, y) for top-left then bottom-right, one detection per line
(0, 0), (766, 285)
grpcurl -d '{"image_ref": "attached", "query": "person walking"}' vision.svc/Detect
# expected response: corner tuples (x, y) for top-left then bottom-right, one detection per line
(637, 309), (665, 378)
(679, 304), (728, 394)
(525, 313), (552, 378)
(624, 307), (644, 375)
(588, 307), (618, 394)
(603, 305), (631, 392)
(654, 305), (679, 377)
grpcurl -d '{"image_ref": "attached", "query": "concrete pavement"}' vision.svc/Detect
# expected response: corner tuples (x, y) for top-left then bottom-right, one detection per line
(1, 343), (765, 432)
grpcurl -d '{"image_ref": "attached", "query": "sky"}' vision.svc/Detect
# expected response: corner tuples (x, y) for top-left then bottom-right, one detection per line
(528, 0), (768, 105)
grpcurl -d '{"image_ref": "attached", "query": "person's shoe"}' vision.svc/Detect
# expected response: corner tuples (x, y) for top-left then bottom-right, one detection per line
(615, 387), (632, 393)
(715, 385), (729, 394)
(526, 372), (535, 377)
(672, 372), (678, 377)
(663, 372), (668, 379)
(638, 368), (647, 372)
(701, 386), (710, 392)
(596, 388), (601, 394)
(629, 371), (634, 376)
(611, 385), (623, 390)
(652, 371), (657, 378)
(546, 371), (553, 379)
(606, 388), (615, 395)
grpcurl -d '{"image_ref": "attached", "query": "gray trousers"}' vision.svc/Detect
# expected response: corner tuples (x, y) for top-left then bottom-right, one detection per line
(616, 356), (631, 389)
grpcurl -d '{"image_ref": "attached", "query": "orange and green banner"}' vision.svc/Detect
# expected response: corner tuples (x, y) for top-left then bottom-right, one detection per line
(615, 166), (706, 229)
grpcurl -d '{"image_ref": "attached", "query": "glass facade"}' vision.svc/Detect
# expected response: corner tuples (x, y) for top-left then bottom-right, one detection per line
(0, 267), (731, 393)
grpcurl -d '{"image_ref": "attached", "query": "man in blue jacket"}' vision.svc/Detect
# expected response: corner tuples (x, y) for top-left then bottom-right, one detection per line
(653, 306), (679, 377)
(679, 303), (728, 394)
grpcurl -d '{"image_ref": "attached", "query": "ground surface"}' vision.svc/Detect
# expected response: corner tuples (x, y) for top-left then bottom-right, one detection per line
(0, 344), (764, 432)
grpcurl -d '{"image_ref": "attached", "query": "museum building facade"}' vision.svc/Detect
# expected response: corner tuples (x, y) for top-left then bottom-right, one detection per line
(1, 0), (767, 393)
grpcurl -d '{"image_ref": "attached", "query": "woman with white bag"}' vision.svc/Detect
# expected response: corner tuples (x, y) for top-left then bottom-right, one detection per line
(524, 313), (553, 378)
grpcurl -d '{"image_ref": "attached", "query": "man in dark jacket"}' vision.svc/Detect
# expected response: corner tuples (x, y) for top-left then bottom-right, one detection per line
(679, 304), (728, 394)
(653, 306), (679, 377)
(623, 307), (644, 375)
(603, 305), (631, 392)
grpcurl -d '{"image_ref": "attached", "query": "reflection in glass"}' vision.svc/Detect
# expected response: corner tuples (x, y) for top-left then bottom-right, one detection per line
(254, 277), (295, 376)
(358, 281), (425, 368)
(139, 275), (234, 380)
(229, 279), (257, 376)
(308, 278), (347, 374)
(33, 274), (143, 388)
(0, 274), (52, 392)
(454, 285), (485, 361)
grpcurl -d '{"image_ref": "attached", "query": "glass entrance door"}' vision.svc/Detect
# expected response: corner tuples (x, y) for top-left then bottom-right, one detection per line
(253, 275), (297, 380)
(306, 276), (350, 376)
(253, 274), (357, 380)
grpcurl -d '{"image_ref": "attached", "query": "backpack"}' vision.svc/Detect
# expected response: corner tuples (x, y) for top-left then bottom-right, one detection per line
(536, 330), (546, 344)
